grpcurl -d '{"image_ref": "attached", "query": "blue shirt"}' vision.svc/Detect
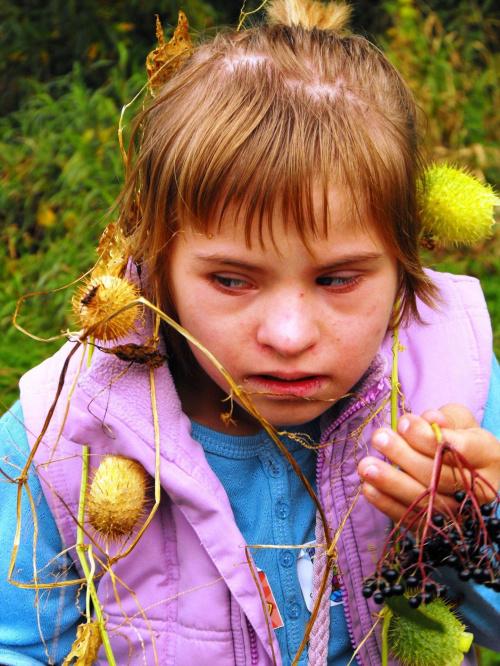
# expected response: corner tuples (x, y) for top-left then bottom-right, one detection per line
(192, 419), (353, 665)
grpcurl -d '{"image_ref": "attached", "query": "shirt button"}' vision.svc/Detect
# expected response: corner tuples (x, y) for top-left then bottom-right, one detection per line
(275, 500), (290, 519)
(286, 602), (301, 619)
(267, 460), (283, 478)
(280, 550), (294, 568)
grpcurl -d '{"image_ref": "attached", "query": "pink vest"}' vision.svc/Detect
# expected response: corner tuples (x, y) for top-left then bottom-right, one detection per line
(20, 270), (492, 665)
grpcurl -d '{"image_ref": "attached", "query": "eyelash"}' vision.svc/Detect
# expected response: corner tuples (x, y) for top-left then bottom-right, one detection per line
(212, 275), (250, 290)
(316, 275), (362, 291)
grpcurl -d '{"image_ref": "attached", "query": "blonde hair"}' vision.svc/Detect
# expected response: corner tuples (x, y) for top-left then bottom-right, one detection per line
(120, 0), (437, 368)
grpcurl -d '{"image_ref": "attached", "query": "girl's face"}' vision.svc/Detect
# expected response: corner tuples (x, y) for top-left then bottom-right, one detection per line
(169, 193), (399, 434)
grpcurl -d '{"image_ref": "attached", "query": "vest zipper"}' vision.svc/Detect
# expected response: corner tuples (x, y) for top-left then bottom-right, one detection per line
(317, 376), (389, 666)
(246, 617), (259, 665)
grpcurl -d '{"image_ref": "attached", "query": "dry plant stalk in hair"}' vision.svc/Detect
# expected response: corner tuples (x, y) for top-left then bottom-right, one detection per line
(146, 12), (193, 96)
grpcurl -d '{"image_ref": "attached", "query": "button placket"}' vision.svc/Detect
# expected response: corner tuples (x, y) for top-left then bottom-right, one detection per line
(260, 446), (307, 658)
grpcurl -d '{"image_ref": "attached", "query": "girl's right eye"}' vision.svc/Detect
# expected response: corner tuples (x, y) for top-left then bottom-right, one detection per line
(212, 275), (249, 290)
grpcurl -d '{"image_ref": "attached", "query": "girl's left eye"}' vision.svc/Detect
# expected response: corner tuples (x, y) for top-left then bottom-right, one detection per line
(316, 275), (359, 288)
(212, 275), (249, 289)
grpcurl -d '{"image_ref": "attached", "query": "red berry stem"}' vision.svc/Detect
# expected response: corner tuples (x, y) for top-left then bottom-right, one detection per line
(362, 433), (500, 607)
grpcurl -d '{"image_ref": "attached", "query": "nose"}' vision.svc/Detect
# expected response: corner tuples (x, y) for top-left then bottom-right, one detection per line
(256, 294), (320, 357)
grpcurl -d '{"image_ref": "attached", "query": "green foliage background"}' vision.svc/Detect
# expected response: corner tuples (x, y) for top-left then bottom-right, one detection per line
(0, 1), (499, 662)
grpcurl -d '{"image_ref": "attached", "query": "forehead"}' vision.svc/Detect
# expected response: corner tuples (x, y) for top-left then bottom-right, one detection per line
(179, 184), (378, 254)
(177, 188), (388, 261)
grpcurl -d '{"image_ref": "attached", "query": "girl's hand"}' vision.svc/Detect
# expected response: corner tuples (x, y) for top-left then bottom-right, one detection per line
(357, 404), (500, 526)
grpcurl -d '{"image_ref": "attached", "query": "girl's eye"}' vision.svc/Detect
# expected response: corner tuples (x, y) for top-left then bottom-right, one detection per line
(316, 275), (360, 289)
(212, 275), (249, 290)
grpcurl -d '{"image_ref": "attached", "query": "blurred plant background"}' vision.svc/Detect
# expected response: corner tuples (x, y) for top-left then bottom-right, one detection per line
(0, 0), (499, 661)
(1, 1), (499, 389)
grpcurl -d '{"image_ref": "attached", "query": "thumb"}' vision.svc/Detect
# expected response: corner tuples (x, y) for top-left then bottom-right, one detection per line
(420, 403), (479, 431)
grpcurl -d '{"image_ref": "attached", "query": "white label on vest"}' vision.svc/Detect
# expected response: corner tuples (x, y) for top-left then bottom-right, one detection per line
(297, 543), (343, 610)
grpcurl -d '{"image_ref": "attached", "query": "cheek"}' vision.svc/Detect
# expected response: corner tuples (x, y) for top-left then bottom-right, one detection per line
(333, 299), (393, 366)
(184, 312), (243, 366)
(367, 277), (398, 329)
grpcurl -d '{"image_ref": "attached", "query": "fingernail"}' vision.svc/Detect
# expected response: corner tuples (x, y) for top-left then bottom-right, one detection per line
(362, 464), (379, 480)
(372, 430), (390, 449)
(398, 417), (410, 434)
(364, 483), (381, 500)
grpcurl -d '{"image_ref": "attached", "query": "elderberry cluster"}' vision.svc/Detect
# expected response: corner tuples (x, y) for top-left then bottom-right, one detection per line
(362, 491), (500, 609)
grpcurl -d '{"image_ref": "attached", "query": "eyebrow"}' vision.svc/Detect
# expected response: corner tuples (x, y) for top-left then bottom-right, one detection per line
(193, 251), (384, 271)
(315, 252), (384, 270)
(194, 254), (267, 273)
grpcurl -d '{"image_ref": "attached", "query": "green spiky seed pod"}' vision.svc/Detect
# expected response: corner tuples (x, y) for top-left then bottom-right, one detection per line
(386, 596), (473, 666)
(418, 164), (499, 244)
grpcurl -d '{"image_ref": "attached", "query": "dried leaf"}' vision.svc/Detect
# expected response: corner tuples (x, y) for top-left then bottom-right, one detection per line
(98, 343), (168, 369)
(220, 412), (237, 428)
(92, 222), (128, 278)
(146, 12), (193, 95)
(62, 622), (102, 666)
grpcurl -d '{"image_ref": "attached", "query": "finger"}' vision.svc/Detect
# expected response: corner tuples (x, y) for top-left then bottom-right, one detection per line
(396, 414), (499, 472)
(395, 414), (443, 457)
(361, 482), (453, 531)
(420, 409), (454, 430)
(370, 428), (462, 493)
(359, 456), (430, 508)
(438, 427), (500, 472)
(362, 483), (412, 525)
(358, 454), (461, 509)
(425, 403), (478, 431)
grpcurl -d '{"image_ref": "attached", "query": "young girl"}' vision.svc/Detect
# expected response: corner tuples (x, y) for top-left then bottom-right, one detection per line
(1, 1), (500, 665)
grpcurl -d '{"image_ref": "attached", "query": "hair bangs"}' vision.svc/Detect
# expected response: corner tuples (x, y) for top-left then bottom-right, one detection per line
(166, 66), (334, 251)
(183, 83), (414, 253)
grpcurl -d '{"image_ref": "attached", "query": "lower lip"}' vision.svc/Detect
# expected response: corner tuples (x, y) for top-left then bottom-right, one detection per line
(245, 375), (331, 398)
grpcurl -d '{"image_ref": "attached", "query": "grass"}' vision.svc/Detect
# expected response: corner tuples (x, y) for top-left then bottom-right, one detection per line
(0, 65), (145, 413)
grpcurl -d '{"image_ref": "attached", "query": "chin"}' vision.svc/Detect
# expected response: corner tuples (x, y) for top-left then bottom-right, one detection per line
(252, 401), (329, 428)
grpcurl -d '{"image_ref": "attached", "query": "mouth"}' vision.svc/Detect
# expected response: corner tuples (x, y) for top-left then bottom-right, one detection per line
(245, 374), (331, 398)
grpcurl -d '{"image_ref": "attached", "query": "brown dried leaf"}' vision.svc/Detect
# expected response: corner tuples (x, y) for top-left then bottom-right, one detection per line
(99, 343), (168, 369)
(93, 222), (128, 278)
(62, 622), (102, 666)
(146, 12), (193, 95)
